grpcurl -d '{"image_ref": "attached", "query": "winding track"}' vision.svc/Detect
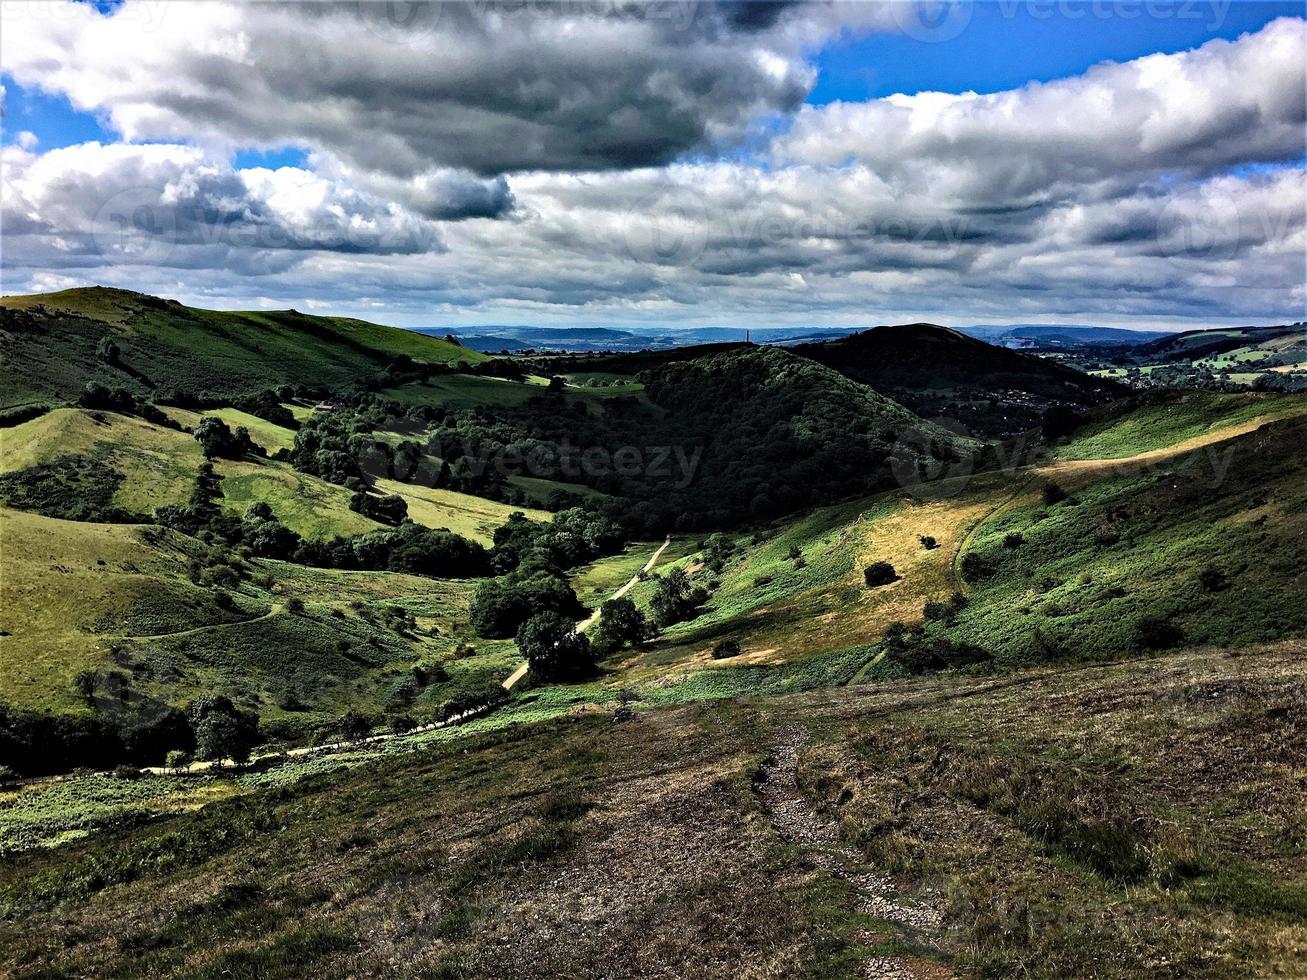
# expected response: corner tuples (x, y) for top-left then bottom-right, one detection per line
(501, 536), (672, 690)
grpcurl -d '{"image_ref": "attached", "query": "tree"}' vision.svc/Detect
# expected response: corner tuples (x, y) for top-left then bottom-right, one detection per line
(589, 597), (649, 655)
(339, 710), (373, 741)
(189, 696), (259, 765)
(517, 612), (594, 683)
(194, 417), (259, 460)
(165, 749), (192, 773)
(863, 562), (898, 588)
(650, 567), (708, 628)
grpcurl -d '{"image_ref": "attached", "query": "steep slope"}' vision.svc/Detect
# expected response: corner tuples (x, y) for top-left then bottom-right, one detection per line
(0, 286), (485, 407)
(793, 323), (1125, 436)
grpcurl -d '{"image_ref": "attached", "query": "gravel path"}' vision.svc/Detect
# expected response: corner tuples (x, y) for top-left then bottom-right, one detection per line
(757, 729), (950, 979)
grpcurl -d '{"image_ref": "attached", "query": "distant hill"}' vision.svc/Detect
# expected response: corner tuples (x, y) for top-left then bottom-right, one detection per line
(960, 324), (1172, 348)
(0, 286), (484, 407)
(1128, 323), (1306, 362)
(793, 324), (1127, 437)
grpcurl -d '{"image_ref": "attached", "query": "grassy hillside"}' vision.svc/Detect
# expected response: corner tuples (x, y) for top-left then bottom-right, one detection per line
(0, 287), (484, 407)
(0, 408), (203, 516)
(2, 642), (1303, 977)
(793, 324), (1126, 436)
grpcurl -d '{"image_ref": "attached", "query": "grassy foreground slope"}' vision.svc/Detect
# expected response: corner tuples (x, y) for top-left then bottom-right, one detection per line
(2, 642), (1303, 978)
(0, 286), (483, 406)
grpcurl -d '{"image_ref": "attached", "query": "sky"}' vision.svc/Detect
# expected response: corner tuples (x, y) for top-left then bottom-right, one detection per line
(1, 1), (1304, 330)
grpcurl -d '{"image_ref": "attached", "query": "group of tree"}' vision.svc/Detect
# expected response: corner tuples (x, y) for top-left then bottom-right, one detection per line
(294, 521), (490, 578)
(0, 693), (260, 777)
(78, 382), (181, 430)
(349, 490), (409, 525)
(194, 416), (263, 460)
(517, 612), (595, 683)
(588, 597), (650, 656)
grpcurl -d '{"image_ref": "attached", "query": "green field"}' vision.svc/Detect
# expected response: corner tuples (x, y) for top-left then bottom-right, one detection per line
(0, 287), (486, 405)
(216, 460), (382, 539)
(0, 408), (203, 514)
(163, 407), (298, 454)
(374, 477), (549, 545)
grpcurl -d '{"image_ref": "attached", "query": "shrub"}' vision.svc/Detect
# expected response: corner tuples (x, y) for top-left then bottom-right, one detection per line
(1042, 482), (1068, 505)
(339, 710), (374, 741)
(287, 596), (306, 614)
(650, 567), (709, 628)
(1136, 616), (1184, 650)
(919, 535), (938, 550)
(1003, 532), (1025, 549)
(711, 638), (741, 660)
(1198, 565), (1228, 592)
(165, 749), (193, 772)
(863, 562), (898, 588)
(113, 764), (142, 780)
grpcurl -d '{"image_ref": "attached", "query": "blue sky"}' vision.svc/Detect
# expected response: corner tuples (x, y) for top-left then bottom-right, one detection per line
(811, 1), (1304, 102)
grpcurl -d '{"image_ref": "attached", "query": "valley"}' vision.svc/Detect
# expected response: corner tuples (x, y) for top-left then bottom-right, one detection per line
(1, 288), (1305, 978)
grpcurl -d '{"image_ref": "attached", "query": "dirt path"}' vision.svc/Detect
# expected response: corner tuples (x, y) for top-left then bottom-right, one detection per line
(502, 536), (672, 691)
(758, 729), (950, 978)
(118, 603), (284, 641)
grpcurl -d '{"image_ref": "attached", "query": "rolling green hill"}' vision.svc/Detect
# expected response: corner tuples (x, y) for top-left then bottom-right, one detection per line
(0, 286), (484, 407)
(793, 323), (1126, 436)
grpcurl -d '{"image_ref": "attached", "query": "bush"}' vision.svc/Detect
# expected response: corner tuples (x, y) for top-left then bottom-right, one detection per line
(1042, 482), (1068, 505)
(711, 638), (742, 660)
(918, 535), (938, 550)
(863, 562), (898, 588)
(113, 764), (142, 780)
(339, 710), (374, 741)
(287, 596), (306, 614)
(1003, 532), (1025, 549)
(1136, 616), (1184, 650)
(165, 749), (193, 772)
(1198, 565), (1228, 592)
(960, 552), (991, 581)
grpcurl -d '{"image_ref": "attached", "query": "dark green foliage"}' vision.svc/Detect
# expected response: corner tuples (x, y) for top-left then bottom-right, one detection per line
(338, 710), (374, 741)
(0, 404), (52, 428)
(79, 382), (138, 413)
(470, 569), (584, 639)
(711, 638), (742, 659)
(1136, 616), (1184, 650)
(1003, 532), (1025, 549)
(293, 522), (489, 578)
(919, 534), (938, 550)
(194, 416), (261, 460)
(650, 567), (709, 629)
(189, 695), (259, 765)
(517, 612), (594, 683)
(241, 505), (302, 559)
(1042, 482), (1068, 505)
(863, 562), (898, 588)
(490, 508), (626, 575)
(349, 491), (409, 525)
(960, 552), (992, 581)
(239, 389), (299, 428)
(882, 622), (992, 675)
(1198, 565), (1228, 592)
(793, 325), (1123, 438)
(0, 453), (136, 521)
(588, 597), (649, 655)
